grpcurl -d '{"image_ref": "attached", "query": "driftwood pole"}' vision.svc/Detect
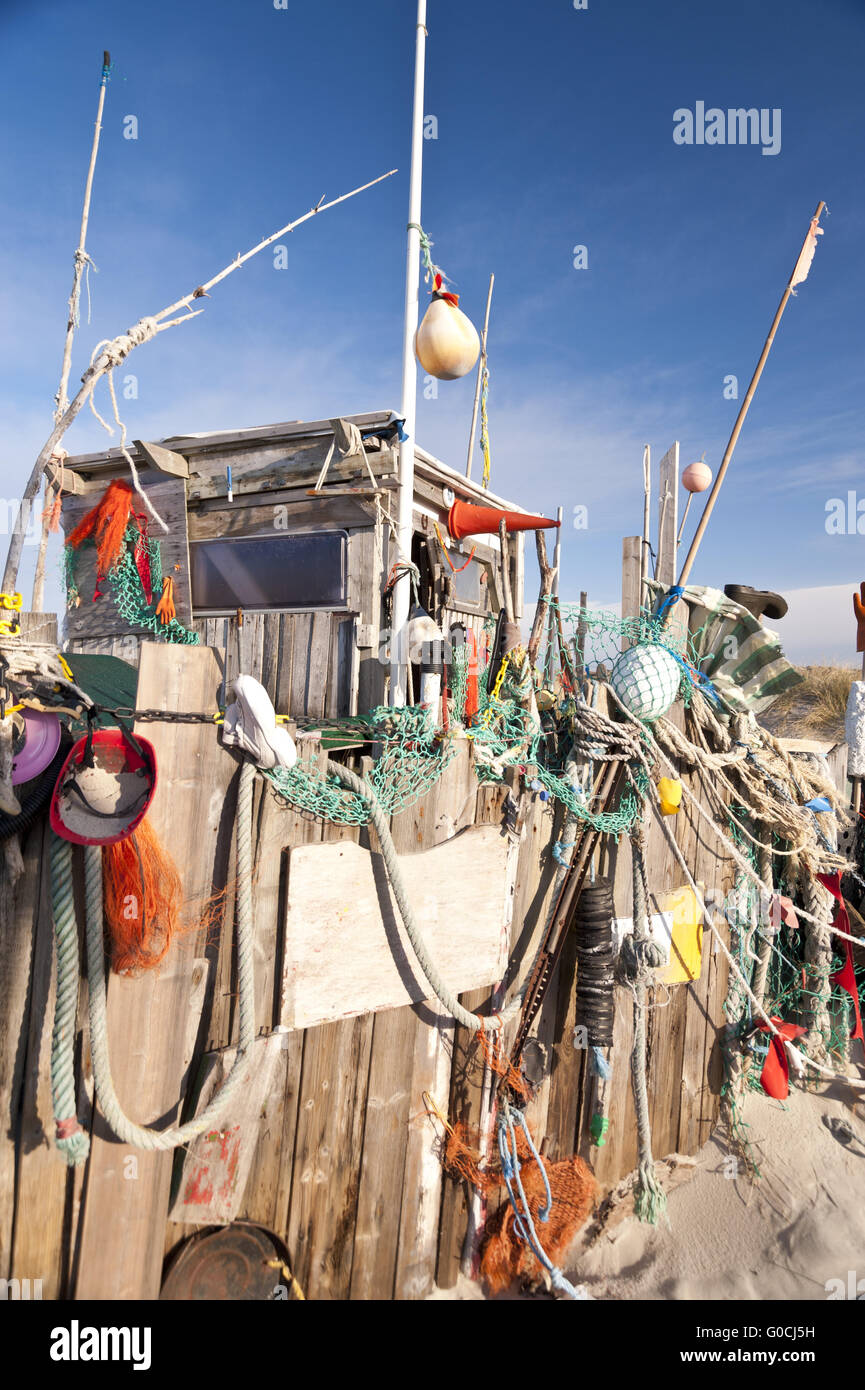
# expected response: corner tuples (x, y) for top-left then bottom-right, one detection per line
(676, 202), (826, 590)
(575, 589), (588, 685)
(639, 445), (651, 606)
(498, 519), (515, 625)
(546, 506), (563, 679)
(56, 52), (110, 423)
(465, 273), (494, 480)
(526, 530), (553, 666)
(1, 169), (397, 595)
(32, 52), (111, 613)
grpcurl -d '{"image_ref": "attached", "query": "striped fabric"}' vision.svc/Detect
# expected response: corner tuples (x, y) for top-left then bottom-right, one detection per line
(649, 582), (803, 716)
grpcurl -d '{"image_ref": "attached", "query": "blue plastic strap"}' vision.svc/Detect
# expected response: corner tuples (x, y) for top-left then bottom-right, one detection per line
(655, 584), (685, 621)
(590, 1045), (612, 1080)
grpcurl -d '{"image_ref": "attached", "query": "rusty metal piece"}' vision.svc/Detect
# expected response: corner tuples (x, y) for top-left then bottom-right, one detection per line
(160, 1223), (286, 1301)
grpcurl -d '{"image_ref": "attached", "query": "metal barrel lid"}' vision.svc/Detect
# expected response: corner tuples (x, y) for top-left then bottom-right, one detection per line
(160, 1223), (287, 1301)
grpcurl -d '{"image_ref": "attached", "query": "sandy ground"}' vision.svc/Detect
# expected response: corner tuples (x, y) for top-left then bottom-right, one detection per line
(430, 1082), (865, 1301)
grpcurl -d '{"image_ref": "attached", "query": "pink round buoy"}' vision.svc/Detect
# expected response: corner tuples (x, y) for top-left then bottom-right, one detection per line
(11, 708), (62, 785)
(682, 460), (713, 493)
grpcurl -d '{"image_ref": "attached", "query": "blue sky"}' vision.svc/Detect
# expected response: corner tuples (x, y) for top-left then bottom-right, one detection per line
(1, 0), (863, 658)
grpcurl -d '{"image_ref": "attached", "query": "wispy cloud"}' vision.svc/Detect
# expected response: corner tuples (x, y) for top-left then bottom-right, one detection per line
(776, 580), (859, 666)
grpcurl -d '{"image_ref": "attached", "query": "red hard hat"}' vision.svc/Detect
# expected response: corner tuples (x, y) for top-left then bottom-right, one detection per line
(50, 725), (157, 847)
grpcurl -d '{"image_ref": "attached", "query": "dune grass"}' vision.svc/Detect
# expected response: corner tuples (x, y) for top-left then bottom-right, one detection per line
(766, 663), (858, 738)
(801, 665), (858, 731)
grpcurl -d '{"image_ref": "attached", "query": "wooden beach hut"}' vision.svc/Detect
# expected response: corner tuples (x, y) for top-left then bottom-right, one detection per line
(0, 412), (774, 1303)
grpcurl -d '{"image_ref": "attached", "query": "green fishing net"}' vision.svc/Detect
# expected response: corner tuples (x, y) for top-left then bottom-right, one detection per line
(546, 599), (706, 709)
(264, 705), (455, 826)
(720, 805), (864, 1130)
(63, 522), (199, 645)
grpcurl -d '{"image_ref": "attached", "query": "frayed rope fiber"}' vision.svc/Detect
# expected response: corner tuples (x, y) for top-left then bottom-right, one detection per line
(102, 819), (181, 974)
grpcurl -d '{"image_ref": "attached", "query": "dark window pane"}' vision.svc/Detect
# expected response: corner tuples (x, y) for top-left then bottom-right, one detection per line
(190, 532), (348, 612)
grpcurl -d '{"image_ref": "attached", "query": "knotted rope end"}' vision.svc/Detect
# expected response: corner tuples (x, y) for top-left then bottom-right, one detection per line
(55, 1117), (90, 1167)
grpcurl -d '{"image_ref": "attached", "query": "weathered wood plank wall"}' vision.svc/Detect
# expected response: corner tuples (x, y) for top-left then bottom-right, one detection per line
(3, 600), (739, 1301)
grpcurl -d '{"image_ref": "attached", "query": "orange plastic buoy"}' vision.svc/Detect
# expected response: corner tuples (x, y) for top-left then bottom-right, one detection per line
(415, 296), (480, 380)
(447, 499), (560, 541)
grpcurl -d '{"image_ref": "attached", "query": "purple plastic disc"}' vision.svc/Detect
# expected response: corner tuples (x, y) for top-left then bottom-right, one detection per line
(11, 708), (62, 785)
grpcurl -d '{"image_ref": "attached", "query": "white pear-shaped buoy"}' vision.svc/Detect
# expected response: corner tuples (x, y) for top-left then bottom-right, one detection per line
(682, 460), (713, 493)
(415, 297), (480, 381)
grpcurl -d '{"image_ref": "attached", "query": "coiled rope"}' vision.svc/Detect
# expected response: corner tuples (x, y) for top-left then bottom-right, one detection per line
(621, 832), (667, 1224)
(604, 677), (865, 1090)
(573, 877), (616, 1047)
(49, 832), (90, 1165)
(605, 682), (856, 941)
(801, 869), (835, 1063)
(50, 759), (257, 1154)
(632, 766), (865, 1091)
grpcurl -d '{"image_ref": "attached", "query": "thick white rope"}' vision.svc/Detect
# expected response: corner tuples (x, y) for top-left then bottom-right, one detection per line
(654, 708), (847, 864)
(83, 759), (258, 1149)
(638, 772), (865, 1090)
(606, 684), (861, 945)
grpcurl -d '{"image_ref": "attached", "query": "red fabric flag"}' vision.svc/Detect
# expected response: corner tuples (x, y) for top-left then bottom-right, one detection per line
(817, 872), (864, 1044)
(756, 1017), (807, 1100)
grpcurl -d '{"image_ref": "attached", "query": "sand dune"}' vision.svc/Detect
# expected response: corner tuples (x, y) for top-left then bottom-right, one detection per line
(573, 1084), (865, 1301)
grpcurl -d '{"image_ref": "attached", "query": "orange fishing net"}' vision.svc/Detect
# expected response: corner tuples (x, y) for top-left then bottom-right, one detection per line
(48, 489), (63, 533)
(480, 1149), (595, 1294)
(102, 818), (258, 975)
(66, 479), (136, 579)
(102, 819), (182, 973)
(474, 1027), (530, 1104)
(434, 1104), (596, 1294)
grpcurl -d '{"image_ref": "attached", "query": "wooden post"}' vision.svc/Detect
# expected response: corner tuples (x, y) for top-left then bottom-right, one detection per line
(621, 536), (642, 650)
(526, 530), (553, 666)
(498, 519), (514, 625)
(574, 589), (588, 686)
(640, 445), (651, 605)
(656, 443), (679, 589)
(75, 642), (235, 1300)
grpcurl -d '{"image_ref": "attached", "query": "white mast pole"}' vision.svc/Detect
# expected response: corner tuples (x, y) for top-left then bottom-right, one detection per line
(390, 0), (428, 707)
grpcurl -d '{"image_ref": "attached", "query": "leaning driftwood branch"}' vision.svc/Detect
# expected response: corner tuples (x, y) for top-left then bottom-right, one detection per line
(56, 53), (111, 423)
(498, 519), (514, 625)
(526, 529), (553, 666)
(1, 167), (398, 594)
(32, 53), (112, 612)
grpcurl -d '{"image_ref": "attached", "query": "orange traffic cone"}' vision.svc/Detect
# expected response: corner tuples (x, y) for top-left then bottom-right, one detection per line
(447, 499), (560, 542)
